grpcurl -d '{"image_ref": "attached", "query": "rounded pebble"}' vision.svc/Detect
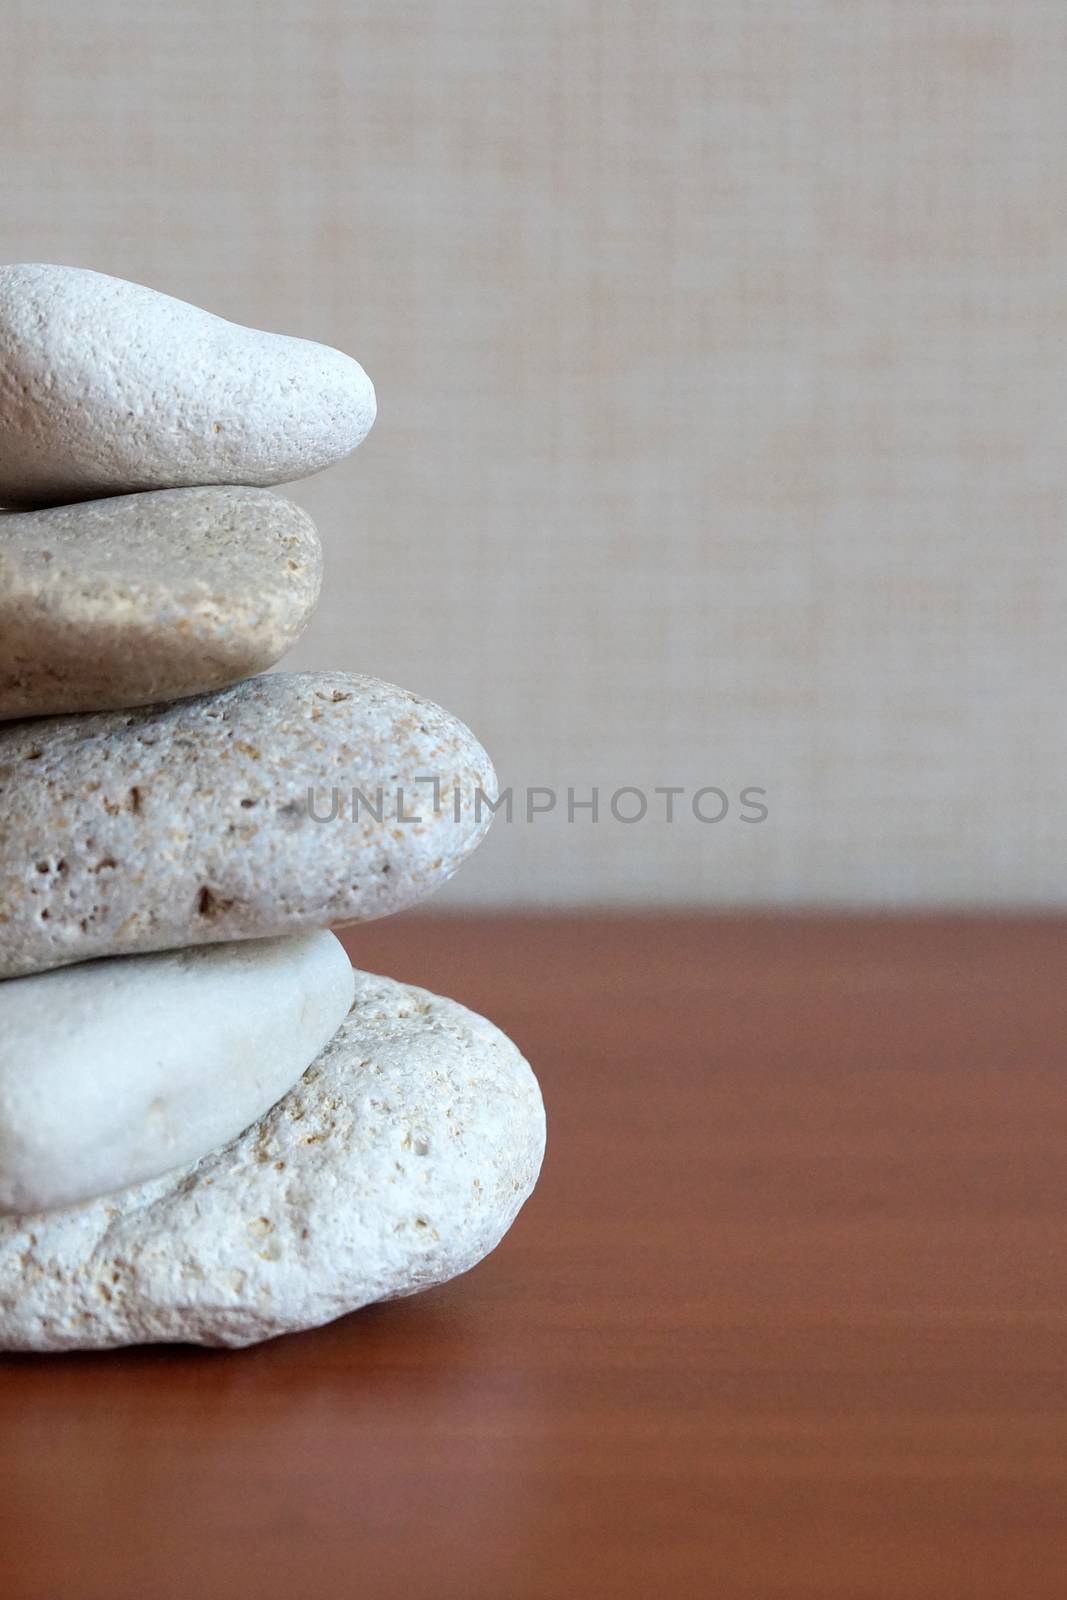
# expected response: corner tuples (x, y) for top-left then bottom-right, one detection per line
(0, 264), (376, 506)
(0, 486), (321, 718)
(0, 931), (355, 1214)
(0, 970), (545, 1350)
(0, 671), (497, 978)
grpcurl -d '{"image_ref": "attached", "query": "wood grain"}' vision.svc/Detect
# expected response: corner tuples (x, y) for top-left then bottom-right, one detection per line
(4, 914), (1067, 1599)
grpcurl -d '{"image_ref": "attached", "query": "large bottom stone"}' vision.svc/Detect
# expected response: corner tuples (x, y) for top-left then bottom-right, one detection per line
(0, 970), (545, 1350)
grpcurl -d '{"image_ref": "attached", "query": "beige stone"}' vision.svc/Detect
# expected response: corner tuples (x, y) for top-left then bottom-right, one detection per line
(0, 486), (321, 718)
(0, 671), (497, 978)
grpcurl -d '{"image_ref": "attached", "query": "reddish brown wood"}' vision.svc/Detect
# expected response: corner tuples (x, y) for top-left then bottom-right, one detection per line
(4, 914), (1067, 1599)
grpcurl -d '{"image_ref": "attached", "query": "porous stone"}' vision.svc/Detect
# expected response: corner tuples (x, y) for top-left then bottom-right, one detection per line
(0, 931), (354, 1214)
(0, 486), (322, 719)
(0, 672), (496, 978)
(0, 970), (545, 1350)
(0, 264), (376, 506)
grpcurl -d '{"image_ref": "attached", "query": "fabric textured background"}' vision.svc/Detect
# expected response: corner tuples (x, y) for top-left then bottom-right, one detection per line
(3, 0), (1063, 906)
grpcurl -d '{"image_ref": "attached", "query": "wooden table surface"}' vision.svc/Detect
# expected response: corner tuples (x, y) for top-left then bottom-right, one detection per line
(4, 914), (1067, 1599)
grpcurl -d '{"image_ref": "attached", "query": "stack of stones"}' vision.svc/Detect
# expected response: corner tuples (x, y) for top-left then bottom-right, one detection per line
(0, 264), (544, 1351)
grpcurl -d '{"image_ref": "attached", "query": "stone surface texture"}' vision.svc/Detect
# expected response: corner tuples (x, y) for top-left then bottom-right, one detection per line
(0, 932), (354, 1215)
(0, 671), (496, 978)
(0, 264), (376, 506)
(0, 486), (322, 719)
(0, 970), (545, 1350)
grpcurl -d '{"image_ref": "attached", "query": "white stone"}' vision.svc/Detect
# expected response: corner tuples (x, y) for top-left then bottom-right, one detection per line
(0, 264), (376, 506)
(0, 970), (545, 1350)
(0, 671), (497, 979)
(0, 931), (354, 1214)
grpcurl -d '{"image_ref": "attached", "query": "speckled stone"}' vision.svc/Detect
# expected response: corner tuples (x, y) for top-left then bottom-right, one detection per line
(0, 486), (322, 719)
(0, 264), (376, 506)
(0, 970), (545, 1350)
(0, 932), (354, 1215)
(0, 671), (496, 979)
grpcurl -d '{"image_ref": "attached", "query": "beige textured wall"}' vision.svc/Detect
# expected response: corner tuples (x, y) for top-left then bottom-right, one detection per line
(4, 1), (1065, 906)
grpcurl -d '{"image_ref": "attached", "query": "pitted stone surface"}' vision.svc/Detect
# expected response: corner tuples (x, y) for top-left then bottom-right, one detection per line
(0, 971), (545, 1350)
(0, 671), (497, 978)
